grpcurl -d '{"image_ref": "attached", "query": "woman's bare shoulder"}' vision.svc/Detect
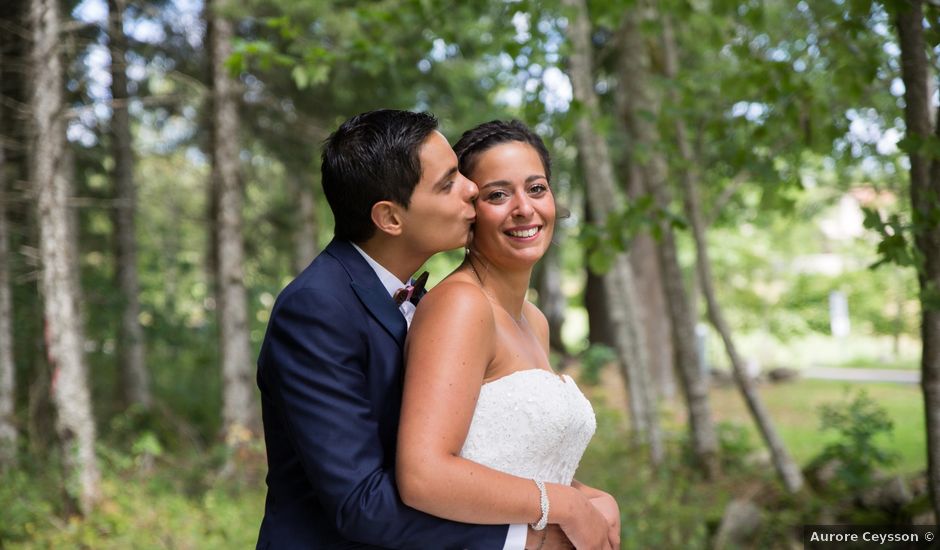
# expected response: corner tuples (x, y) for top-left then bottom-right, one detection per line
(413, 273), (494, 325)
(407, 273), (498, 366)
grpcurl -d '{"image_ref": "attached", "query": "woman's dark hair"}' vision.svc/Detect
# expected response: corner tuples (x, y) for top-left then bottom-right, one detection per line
(453, 120), (551, 181)
(321, 109), (438, 243)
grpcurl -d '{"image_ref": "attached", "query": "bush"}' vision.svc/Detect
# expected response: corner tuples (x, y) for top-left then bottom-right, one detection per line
(579, 344), (616, 386)
(716, 421), (757, 470)
(811, 389), (898, 493)
(1, 441), (265, 549)
(0, 466), (56, 543)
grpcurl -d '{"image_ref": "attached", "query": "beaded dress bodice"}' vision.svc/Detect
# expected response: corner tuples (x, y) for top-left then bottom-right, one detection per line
(459, 369), (596, 485)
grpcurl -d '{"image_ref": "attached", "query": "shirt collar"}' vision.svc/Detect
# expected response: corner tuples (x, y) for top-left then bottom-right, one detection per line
(351, 243), (408, 298)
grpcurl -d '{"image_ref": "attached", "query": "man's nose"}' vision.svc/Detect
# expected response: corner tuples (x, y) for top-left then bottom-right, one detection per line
(461, 173), (479, 202)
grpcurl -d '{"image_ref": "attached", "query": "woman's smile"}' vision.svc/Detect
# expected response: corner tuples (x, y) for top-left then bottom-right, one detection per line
(504, 224), (543, 240)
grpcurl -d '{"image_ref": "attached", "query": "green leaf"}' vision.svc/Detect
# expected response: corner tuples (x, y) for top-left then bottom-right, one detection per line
(224, 51), (245, 76)
(309, 65), (331, 85)
(291, 66), (309, 89)
(588, 247), (614, 275)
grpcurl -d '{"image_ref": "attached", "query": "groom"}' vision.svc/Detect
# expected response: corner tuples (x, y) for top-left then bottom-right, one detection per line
(256, 110), (570, 549)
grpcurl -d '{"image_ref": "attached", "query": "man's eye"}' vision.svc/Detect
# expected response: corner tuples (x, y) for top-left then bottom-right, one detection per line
(442, 181), (454, 191)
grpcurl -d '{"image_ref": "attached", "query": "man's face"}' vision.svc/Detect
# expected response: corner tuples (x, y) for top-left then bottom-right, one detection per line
(398, 131), (479, 256)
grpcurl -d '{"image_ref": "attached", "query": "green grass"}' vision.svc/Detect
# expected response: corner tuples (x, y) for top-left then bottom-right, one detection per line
(705, 379), (925, 474)
(590, 362), (925, 475)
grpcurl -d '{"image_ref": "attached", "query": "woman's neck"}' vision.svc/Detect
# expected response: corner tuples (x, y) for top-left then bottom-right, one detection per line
(465, 252), (532, 321)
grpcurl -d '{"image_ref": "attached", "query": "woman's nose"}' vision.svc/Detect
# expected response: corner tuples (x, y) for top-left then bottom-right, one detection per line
(512, 195), (534, 217)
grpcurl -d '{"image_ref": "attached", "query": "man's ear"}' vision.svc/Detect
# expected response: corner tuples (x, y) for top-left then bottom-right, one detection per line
(371, 200), (405, 237)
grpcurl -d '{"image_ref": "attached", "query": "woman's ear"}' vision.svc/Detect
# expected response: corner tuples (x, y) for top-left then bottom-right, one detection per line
(371, 200), (404, 237)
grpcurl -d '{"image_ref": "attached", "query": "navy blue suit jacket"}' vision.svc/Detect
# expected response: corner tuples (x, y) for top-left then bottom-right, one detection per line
(256, 239), (509, 549)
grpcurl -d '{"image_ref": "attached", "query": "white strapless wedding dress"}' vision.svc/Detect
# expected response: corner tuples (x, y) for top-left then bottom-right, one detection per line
(459, 369), (596, 485)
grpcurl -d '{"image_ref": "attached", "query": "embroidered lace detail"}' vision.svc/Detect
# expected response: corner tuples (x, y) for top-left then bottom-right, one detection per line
(459, 369), (596, 485)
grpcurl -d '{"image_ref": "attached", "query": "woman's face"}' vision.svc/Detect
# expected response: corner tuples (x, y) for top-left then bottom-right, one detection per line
(468, 141), (555, 269)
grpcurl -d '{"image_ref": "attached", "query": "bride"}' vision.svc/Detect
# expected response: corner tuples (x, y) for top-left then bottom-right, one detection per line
(396, 120), (620, 549)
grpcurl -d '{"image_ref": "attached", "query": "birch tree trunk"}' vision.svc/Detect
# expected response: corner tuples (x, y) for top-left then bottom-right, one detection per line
(0, 49), (16, 467)
(31, 0), (100, 514)
(895, 0), (940, 521)
(562, 0), (663, 464)
(613, 5), (718, 475)
(108, 0), (151, 411)
(287, 170), (318, 274)
(208, 0), (259, 442)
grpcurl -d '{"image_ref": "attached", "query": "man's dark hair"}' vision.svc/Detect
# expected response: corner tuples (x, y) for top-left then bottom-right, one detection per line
(453, 119), (551, 181)
(321, 109), (439, 243)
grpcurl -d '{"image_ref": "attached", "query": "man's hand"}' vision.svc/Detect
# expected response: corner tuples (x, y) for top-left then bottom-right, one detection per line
(526, 525), (573, 550)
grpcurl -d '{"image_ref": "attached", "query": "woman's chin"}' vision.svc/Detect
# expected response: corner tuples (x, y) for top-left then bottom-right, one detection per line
(471, 240), (549, 269)
(503, 249), (548, 268)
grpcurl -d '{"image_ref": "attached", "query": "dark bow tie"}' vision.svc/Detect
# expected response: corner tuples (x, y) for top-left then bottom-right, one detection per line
(394, 271), (429, 306)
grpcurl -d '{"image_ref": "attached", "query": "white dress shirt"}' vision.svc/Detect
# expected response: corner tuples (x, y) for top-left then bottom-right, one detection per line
(352, 244), (527, 550)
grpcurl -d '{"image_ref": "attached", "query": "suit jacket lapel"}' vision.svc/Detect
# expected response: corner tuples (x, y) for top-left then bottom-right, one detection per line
(325, 239), (408, 349)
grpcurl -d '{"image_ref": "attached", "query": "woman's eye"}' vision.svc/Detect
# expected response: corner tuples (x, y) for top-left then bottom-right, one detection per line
(486, 190), (509, 201)
(529, 184), (548, 194)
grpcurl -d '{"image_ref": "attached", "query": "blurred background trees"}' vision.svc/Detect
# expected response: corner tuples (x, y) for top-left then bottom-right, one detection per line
(1, 0), (938, 547)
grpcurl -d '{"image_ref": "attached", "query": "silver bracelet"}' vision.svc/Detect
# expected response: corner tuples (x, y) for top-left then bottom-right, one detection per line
(530, 479), (549, 531)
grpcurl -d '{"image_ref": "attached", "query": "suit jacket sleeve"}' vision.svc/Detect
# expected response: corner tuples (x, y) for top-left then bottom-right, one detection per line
(262, 288), (509, 548)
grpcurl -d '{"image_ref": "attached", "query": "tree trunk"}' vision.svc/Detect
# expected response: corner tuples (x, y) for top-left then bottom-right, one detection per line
(30, 0), (100, 514)
(287, 170), (318, 274)
(208, 0), (259, 442)
(927, 100), (940, 534)
(895, 0), (940, 522)
(108, 0), (151, 411)
(612, 16), (676, 404)
(534, 238), (567, 355)
(2, 3), (47, 456)
(660, 15), (802, 491)
(0, 46), (16, 467)
(562, 0), (663, 464)
(629, 234), (676, 400)
(583, 202), (615, 348)
(661, 13), (801, 492)
(613, 5), (717, 475)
